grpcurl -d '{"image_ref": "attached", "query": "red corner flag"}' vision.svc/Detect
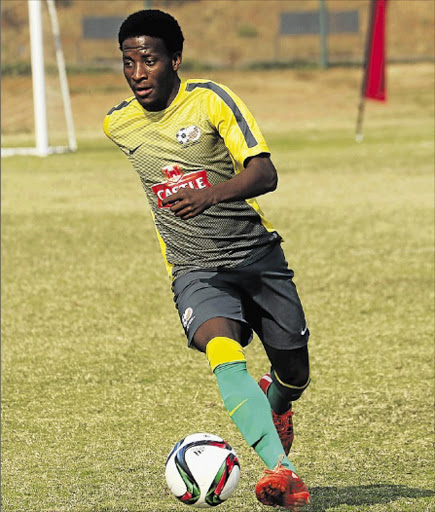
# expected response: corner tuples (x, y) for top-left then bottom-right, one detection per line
(356, 0), (388, 140)
(364, 0), (388, 100)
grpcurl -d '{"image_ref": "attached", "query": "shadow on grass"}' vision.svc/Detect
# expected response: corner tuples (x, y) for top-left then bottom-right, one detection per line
(308, 484), (434, 511)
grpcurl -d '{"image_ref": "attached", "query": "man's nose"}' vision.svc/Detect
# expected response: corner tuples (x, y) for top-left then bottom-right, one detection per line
(132, 62), (147, 81)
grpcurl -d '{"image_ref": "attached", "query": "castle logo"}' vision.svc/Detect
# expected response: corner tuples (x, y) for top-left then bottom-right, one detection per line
(151, 164), (211, 208)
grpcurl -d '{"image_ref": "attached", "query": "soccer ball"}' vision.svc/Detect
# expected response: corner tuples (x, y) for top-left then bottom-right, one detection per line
(165, 433), (240, 508)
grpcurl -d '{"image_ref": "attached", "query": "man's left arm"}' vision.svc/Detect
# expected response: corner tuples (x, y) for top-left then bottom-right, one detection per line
(162, 153), (277, 220)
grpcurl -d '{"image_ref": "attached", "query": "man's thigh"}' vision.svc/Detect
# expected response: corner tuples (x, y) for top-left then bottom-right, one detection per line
(172, 271), (253, 348)
(234, 245), (310, 351)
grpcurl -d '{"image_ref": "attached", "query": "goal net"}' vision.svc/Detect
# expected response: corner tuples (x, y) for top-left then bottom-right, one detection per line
(1, 0), (76, 157)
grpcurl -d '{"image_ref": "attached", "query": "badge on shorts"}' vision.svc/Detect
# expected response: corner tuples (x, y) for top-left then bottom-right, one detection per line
(181, 307), (196, 331)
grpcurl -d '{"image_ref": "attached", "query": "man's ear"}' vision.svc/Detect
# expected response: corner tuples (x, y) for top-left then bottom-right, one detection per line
(172, 52), (182, 71)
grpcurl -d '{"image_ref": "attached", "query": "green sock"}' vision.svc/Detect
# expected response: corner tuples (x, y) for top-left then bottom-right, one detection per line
(214, 361), (296, 472)
(267, 382), (292, 414)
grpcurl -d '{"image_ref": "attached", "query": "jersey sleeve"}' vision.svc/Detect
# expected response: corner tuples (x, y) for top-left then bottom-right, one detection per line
(102, 96), (136, 149)
(103, 113), (112, 140)
(205, 82), (270, 171)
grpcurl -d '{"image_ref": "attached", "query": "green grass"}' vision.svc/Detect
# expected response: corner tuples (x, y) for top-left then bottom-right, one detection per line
(2, 111), (434, 512)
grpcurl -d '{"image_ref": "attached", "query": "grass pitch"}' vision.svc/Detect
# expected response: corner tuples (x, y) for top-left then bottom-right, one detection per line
(2, 64), (434, 511)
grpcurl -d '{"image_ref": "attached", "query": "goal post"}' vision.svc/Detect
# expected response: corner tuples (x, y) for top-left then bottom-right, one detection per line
(46, 0), (77, 153)
(1, 0), (77, 158)
(30, 0), (48, 156)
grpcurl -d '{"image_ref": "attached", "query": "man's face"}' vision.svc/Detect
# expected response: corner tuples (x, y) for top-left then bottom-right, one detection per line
(122, 35), (181, 111)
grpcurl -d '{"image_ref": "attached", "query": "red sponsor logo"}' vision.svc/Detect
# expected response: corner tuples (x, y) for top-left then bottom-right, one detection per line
(152, 164), (211, 208)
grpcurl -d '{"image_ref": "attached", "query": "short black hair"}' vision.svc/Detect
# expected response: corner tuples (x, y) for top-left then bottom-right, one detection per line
(118, 9), (184, 54)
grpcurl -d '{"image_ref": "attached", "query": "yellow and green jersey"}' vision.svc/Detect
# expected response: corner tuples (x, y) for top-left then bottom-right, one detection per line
(103, 78), (280, 279)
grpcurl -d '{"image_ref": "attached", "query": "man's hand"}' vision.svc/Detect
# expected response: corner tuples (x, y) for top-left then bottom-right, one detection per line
(162, 155), (277, 220)
(162, 187), (214, 219)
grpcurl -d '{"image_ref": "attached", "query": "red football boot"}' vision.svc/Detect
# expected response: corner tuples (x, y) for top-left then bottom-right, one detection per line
(259, 373), (294, 455)
(255, 459), (311, 511)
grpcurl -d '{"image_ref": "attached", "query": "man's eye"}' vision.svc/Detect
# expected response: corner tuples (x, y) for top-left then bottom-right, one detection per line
(123, 61), (133, 67)
(146, 60), (155, 66)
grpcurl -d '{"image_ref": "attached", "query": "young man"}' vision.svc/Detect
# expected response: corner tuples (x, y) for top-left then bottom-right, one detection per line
(104, 9), (311, 511)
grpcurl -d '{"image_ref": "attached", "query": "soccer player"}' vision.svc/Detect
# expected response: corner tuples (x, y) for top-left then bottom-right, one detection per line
(104, 9), (311, 511)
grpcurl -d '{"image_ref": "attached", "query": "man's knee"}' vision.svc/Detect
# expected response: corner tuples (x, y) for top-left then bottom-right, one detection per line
(192, 317), (244, 353)
(265, 344), (311, 402)
(271, 367), (311, 402)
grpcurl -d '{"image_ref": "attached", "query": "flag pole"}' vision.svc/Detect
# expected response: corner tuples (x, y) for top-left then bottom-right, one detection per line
(355, 0), (375, 143)
(355, 98), (365, 143)
(355, 0), (388, 142)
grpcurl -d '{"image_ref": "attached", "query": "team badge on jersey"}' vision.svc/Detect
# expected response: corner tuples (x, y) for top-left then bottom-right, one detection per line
(176, 125), (201, 145)
(151, 164), (211, 208)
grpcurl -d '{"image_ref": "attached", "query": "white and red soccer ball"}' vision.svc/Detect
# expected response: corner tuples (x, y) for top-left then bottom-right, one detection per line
(165, 433), (240, 508)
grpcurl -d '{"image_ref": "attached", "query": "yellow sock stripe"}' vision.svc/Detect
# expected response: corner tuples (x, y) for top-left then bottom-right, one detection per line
(206, 337), (246, 372)
(274, 370), (311, 390)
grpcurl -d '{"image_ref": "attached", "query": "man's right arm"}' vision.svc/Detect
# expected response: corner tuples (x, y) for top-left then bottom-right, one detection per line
(162, 153), (277, 220)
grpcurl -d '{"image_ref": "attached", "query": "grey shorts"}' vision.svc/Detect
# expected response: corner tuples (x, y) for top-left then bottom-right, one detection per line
(172, 243), (309, 350)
